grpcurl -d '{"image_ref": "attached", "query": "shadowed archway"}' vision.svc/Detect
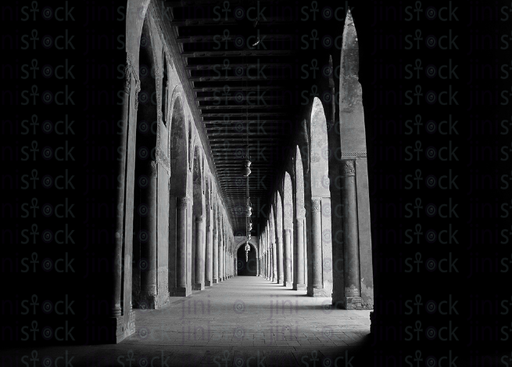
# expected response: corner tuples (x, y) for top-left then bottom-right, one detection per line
(236, 243), (257, 276)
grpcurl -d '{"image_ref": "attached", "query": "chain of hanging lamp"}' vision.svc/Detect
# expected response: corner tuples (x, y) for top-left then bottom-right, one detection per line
(242, 20), (260, 263)
(243, 54), (252, 262)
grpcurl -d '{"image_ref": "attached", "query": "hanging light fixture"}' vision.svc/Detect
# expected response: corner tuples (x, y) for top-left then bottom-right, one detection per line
(244, 68), (252, 263)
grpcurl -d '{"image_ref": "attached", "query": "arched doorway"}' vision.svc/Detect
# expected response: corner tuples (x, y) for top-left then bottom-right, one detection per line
(236, 243), (257, 276)
(133, 18), (158, 309)
(168, 95), (190, 297)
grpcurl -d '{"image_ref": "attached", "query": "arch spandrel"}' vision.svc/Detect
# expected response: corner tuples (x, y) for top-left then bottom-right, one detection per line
(283, 172), (294, 230)
(309, 97), (330, 196)
(295, 146), (305, 219)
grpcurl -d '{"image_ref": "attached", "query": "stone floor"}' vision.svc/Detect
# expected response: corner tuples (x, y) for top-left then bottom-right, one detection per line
(0, 277), (374, 366)
(1, 277), (500, 366)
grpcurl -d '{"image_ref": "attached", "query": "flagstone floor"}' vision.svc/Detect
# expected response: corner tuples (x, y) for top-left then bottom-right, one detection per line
(1, 276), (502, 366)
(1, 277), (374, 366)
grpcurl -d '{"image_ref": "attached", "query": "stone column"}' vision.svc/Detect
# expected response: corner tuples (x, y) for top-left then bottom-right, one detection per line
(193, 215), (205, 290)
(264, 251), (267, 279)
(206, 220), (213, 286)
(269, 244), (272, 281)
(294, 216), (306, 290)
(186, 199), (193, 292)
(336, 10), (373, 310)
(177, 197), (189, 293)
(272, 241), (277, 282)
(141, 160), (158, 306)
(268, 244), (271, 281)
(343, 161), (362, 309)
(283, 229), (292, 287)
(218, 237), (222, 282)
(227, 247), (230, 278)
(260, 252), (263, 277)
(223, 244), (226, 280)
(310, 198), (323, 291)
(257, 248), (260, 276)
(262, 249), (268, 279)
(222, 226), (226, 281)
(213, 210), (219, 283)
(113, 68), (133, 319)
(220, 239), (224, 282)
(277, 236), (284, 284)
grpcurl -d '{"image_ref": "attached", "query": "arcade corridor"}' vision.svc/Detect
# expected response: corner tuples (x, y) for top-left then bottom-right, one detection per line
(2, 277), (371, 366)
(4, 0), (512, 365)
(108, 0), (375, 344)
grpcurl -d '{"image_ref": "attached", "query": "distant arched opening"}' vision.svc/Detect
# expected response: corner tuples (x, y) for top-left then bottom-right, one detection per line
(236, 243), (257, 276)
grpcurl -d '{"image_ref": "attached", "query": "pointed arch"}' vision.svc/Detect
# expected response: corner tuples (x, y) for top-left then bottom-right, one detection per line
(269, 205), (276, 282)
(192, 145), (205, 290)
(274, 191), (284, 285)
(168, 91), (190, 297)
(306, 97), (333, 297)
(235, 239), (259, 276)
(283, 172), (294, 286)
(132, 16), (159, 310)
(294, 146), (307, 290)
(169, 95), (187, 197)
(309, 97), (330, 197)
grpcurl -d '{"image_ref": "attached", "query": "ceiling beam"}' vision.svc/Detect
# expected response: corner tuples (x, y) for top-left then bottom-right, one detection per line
(190, 76), (289, 82)
(200, 105), (288, 110)
(171, 18), (295, 27)
(178, 35), (296, 44)
(193, 86), (283, 92)
(182, 50), (294, 57)
(201, 112), (288, 117)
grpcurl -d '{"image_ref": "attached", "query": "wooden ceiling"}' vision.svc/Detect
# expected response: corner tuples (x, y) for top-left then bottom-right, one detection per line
(167, 0), (302, 235)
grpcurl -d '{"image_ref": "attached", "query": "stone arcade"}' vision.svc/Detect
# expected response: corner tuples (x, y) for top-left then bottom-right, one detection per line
(113, 0), (373, 343)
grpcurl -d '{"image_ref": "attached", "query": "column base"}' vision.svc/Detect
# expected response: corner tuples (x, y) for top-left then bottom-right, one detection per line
(112, 310), (135, 343)
(307, 287), (330, 297)
(155, 293), (170, 309)
(285, 281), (293, 287)
(370, 311), (374, 335)
(344, 296), (363, 310)
(205, 280), (212, 287)
(293, 283), (307, 291)
(133, 293), (156, 309)
(193, 282), (205, 291)
(169, 287), (191, 297)
(213, 279), (219, 284)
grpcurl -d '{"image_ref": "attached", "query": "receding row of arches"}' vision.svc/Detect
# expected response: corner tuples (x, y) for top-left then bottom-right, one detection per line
(113, 2), (374, 342)
(114, 11), (240, 341)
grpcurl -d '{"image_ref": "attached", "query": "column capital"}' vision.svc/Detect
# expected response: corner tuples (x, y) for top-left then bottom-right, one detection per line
(155, 147), (171, 175)
(178, 197), (191, 208)
(150, 160), (158, 175)
(296, 207), (306, 220)
(124, 56), (140, 94)
(311, 198), (321, 213)
(154, 65), (162, 79)
(342, 160), (356, 177)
